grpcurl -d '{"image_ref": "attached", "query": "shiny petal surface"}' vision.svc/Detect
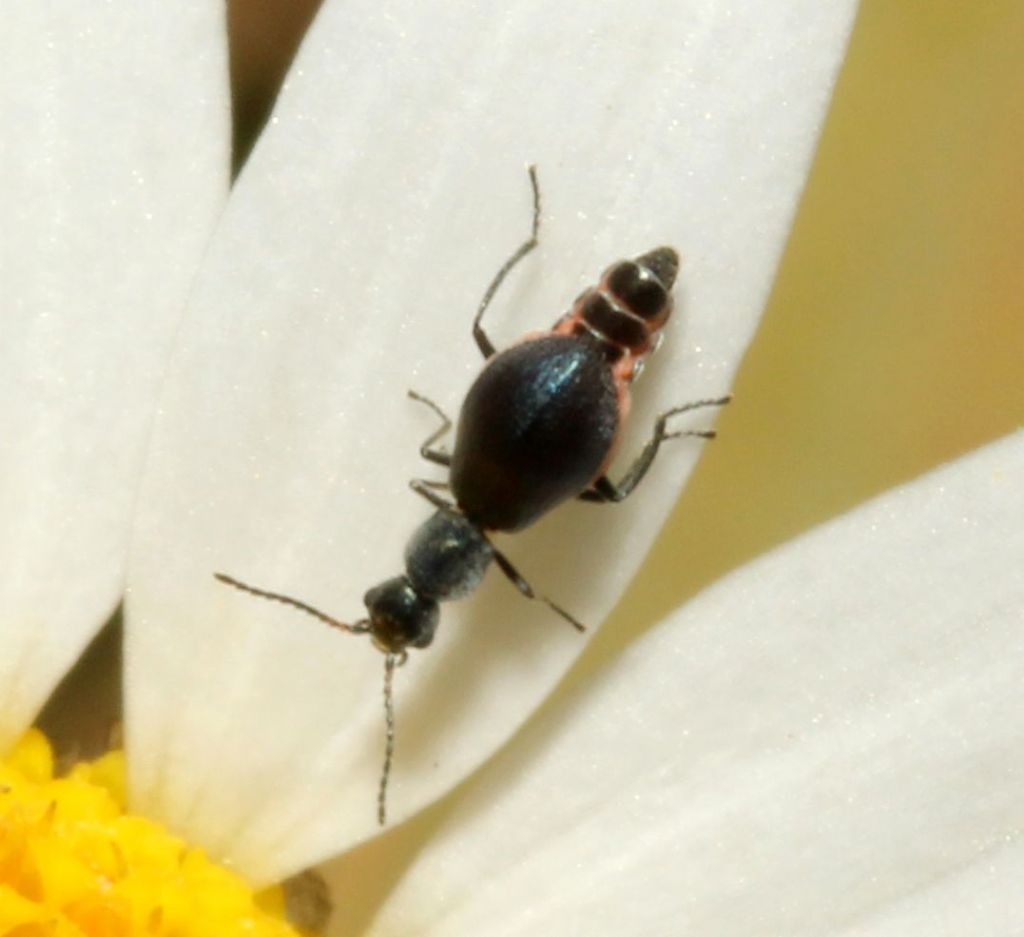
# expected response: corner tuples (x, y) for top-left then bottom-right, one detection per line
(126, 0), (857, 880)
(366, 432), (1024, 935)
(0, 5), (228, 745)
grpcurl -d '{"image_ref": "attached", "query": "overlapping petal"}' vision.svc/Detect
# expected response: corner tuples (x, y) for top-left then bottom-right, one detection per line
(361, 432), (1024, 935)
(0, 5), (228, 746)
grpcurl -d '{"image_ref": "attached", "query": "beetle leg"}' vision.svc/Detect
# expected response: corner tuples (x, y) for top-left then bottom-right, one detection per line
(490, 547), (585, 633)
(472, 165), (542, 360)
(409, 478), (457, 511)
(408, 390), (453, 467)
(579, 396), (732, 503)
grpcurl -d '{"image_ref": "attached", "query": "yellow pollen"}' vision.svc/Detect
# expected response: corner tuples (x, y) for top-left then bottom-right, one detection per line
(0, 729), (306, 936)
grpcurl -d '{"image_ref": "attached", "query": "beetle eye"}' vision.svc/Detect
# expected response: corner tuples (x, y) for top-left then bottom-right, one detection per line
(604, 261), (669, 322)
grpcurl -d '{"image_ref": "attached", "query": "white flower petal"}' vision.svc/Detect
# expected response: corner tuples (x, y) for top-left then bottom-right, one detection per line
(357, 432), (1024, 936)
(0, 5), (228, 745)
(126, 0), (857, 881)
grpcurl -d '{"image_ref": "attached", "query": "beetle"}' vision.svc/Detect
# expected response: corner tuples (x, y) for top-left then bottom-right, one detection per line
(216, 167), (730, 824)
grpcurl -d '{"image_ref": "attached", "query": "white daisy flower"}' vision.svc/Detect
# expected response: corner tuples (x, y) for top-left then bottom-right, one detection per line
(8, 3), (1019, 935)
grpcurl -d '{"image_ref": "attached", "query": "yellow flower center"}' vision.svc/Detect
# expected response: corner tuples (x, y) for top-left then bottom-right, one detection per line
(0, 729), (305, 936)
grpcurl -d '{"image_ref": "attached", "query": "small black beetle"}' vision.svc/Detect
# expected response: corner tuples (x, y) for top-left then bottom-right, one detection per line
(216, 167), (729, 823)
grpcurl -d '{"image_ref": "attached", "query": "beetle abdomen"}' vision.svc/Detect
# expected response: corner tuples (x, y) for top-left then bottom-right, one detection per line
(450, 334), (618, 531)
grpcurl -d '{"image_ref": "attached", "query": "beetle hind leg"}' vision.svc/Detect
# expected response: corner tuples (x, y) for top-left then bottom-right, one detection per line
(579, 395), (732, 503)
(471, 165), (542, 360)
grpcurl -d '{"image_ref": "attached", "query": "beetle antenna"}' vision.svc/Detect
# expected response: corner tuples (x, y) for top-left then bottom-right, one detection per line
(214, 572), (368, 635)
(378, 651), (406, 825)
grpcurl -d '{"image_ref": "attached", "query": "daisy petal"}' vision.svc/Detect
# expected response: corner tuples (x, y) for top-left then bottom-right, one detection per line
(362, 432), (1024, 935)
(0, 6), (228, 745)
(126, 0), (857, 880)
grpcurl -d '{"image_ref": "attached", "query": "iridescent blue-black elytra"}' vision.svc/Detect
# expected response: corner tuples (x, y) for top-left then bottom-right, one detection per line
(449, 333), (619, 531)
